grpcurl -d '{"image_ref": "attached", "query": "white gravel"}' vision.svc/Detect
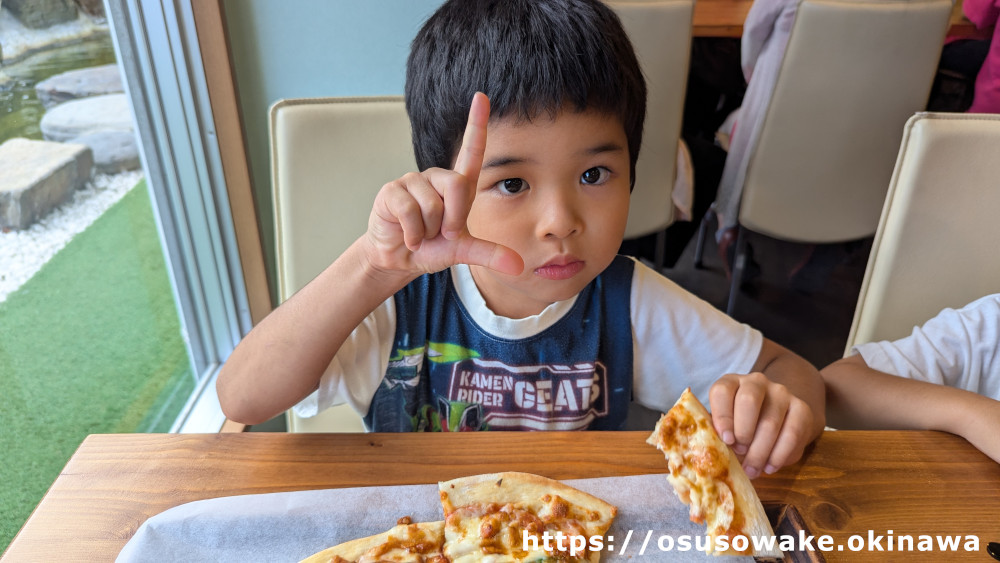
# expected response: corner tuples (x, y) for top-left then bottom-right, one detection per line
(0, 170), (144, 303)
(2, 9), (140, 303)
(0, 7), (108, 64)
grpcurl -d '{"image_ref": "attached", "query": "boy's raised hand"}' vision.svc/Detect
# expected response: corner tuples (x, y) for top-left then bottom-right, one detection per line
(709, 372), (819, 479)
(365, 92), (524, 278)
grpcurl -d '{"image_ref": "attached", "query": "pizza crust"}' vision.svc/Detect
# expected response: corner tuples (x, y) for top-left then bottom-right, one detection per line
(647, 388), (781, 557)
(439, 472), (616, 523)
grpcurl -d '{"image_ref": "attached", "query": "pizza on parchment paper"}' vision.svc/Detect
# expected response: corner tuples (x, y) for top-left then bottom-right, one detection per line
(439, 472), (617, 562)
(646, 387), (782, 557)
(300, 472), (617, 562)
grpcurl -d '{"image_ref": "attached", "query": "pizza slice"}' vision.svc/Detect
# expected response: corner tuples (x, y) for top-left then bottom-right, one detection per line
(438, 472), (617, 562)
(646, 388), (781, 557)
(299, 519), (446, 563)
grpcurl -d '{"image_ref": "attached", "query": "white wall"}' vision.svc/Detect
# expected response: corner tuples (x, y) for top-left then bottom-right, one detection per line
(223, 0), (442, 297)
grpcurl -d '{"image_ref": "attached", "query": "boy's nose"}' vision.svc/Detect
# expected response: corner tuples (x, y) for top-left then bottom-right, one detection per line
(535, 187), (582, 240)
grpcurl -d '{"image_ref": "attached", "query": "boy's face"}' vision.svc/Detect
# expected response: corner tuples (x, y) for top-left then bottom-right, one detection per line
(464, 109), (631, 318)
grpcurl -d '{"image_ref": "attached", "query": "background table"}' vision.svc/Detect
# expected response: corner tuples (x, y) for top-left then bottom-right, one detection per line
(694, 0), (981, 37)
(3, 430), (998, 561)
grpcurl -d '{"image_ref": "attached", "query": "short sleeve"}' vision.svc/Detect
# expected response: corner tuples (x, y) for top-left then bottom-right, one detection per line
(630, 260), (763, 412)
(292, 297), (396, 418)
(853, 294), (1000, 397)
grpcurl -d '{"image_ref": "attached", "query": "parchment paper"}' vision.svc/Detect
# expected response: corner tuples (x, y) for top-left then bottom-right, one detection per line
(117, 473), (754, 562)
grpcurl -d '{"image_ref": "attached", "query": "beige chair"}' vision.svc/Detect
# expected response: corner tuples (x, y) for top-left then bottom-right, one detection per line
(270, 96), (416, 432)
(845, 112), (1000, 354)
(609, 0), (694, 268)
(694, 0), (953, 314)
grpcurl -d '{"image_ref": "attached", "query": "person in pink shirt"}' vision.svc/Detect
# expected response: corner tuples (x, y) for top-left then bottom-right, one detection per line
(965, 0), (1000, 113)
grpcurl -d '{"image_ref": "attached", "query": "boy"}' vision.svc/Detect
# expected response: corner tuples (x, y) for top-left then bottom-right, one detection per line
(218, 0), (825, 479)
(822, 294), (1000, 463)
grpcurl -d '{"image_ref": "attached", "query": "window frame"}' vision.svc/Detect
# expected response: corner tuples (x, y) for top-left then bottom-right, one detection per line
(106, 0), (267, 432)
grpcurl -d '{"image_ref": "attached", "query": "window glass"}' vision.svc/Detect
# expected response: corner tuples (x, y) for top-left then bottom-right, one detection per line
(0, 5), (201, 550)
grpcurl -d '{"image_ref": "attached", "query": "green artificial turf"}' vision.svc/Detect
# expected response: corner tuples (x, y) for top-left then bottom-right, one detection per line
(0, 181), (194, 551)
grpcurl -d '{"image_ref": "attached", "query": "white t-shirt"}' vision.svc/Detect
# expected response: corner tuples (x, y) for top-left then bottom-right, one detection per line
(295, 258), (763, 419)
(853, 294), (1000, 401)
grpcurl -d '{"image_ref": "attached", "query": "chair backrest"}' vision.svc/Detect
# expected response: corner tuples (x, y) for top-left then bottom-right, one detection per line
(738, 0), (952, 243)
(609, 0), (693, 239)
(846, 112), (1000, 353)
(271, 96), (416, 300)
(270, 96), (416, 432)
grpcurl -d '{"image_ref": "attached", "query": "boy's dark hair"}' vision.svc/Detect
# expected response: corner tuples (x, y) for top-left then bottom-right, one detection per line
(405, 0), (647, 188)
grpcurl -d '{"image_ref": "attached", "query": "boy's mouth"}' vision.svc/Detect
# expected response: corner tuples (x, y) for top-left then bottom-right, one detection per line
(534, 258), (585, 280)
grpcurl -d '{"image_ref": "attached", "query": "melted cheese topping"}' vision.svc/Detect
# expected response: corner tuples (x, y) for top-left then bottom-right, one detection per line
(653, 406), (743, 554)
(441, 495), (601, 562)
(354, 524), (446, 563)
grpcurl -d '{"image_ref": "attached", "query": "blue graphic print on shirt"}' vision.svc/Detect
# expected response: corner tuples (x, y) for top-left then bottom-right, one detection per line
(363, 256), (635, 432)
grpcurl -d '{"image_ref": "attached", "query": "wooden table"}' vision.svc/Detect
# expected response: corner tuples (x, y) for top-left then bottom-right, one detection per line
(694, 0), (981, 38)
(3, 430), (999, 561)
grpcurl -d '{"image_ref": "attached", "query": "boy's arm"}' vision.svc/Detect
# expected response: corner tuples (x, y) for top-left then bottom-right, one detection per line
(822, 354), (1000, 463)
(216, 239), (411, 425)
(217, 93), (522, 425)
(709, 338), (825, 478)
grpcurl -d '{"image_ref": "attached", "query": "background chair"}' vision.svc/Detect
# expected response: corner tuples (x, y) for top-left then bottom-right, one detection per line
(270, 96), (416, 432)
(845, 112), (1000, 353)
(609, 0), (694, 268)
(694, 0), (953, 314)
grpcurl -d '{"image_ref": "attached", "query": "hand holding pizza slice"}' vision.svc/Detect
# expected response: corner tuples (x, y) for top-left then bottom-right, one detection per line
(301, 389), (781, 563)
(647, 388), (782, 557)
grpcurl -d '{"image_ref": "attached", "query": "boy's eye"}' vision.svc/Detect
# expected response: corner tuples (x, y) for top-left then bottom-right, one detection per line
(581, 167), (611, 185)
(497, 178), (528, 195)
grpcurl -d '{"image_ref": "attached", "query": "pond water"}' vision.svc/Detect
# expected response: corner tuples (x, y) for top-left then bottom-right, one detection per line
(0, 37), (117, 144)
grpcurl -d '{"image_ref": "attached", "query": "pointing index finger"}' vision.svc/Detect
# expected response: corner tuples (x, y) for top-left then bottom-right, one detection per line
(452, 92), (490, 188)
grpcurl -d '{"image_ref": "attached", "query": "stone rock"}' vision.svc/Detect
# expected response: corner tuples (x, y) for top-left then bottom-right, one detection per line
(0, 138), (93, 230)
(0, 5), (110, 64)
(0, 70), (14, 92)
(5, 0), (77, 29)
(74, 0), (104, 17)
(35, 64), (123, 108)
(67, 130), (140, 173)
(40, 93), (133, 142)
